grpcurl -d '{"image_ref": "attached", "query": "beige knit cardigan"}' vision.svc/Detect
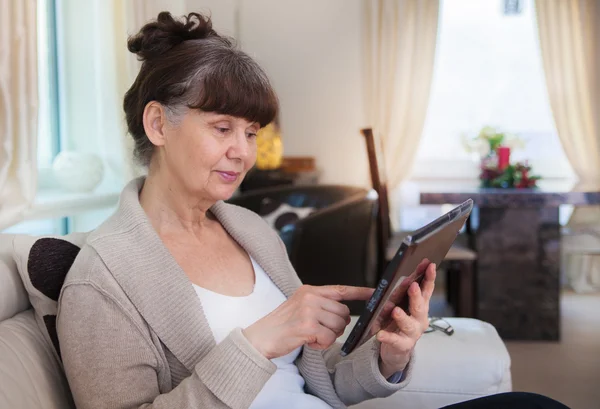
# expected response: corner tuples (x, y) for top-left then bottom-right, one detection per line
(57, 178), (413, 409)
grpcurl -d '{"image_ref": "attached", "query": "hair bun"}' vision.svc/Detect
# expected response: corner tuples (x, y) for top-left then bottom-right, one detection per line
(128, 12), (218, 61)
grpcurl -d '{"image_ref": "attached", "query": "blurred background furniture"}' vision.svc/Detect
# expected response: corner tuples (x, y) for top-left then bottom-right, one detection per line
(240, 156), (321, 193)
(560, 205), (600, 293)
(360, 129), (392, 276)
(0, 232), (512, 409)
(420, 182), (600, 341)
(239, 168), (320, 193)
(561, 226), (600, 293)
(360, 128), (478, 318)
(228, 185), (379, 314)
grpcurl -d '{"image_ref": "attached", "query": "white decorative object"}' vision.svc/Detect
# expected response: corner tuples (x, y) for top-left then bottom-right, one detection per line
(52, 151), (105, 193)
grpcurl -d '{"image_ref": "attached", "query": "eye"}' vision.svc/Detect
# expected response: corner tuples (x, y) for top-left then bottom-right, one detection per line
(247, 132), (257, 139)
(217, 127), (230, 134)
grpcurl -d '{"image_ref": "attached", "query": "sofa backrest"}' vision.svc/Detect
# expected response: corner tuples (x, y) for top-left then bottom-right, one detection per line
(0, 234), (30, 321)
(0, 310), (74, 408)
(0, 232), (83, 409)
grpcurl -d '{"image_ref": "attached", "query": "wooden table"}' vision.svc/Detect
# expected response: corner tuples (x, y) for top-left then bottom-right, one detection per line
(419, 181), (600, 341)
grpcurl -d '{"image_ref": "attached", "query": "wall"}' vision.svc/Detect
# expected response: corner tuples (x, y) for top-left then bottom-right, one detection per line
(193, 0), (370, 187)
(61, 0), (369, 190)
(188, 0), (237, 37)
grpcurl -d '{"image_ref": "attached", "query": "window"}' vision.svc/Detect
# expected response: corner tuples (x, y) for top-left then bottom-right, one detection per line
(2, 0), (68, 236)
(412, 0), (574, 180)
(37, 0), (61, 172)
(4, 0), (121, 236)
(2, 218), (66, 236)
(397, 0), (575, 230)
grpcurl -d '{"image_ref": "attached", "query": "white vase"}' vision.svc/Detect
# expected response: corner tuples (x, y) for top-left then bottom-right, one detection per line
(52, 151), (105, 193)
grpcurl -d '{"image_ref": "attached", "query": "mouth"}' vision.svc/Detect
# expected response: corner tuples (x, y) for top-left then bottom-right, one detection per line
(216, 171), (241, 182)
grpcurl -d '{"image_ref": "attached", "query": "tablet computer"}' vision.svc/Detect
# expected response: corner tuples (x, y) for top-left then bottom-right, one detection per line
(340, 199), (473, 356)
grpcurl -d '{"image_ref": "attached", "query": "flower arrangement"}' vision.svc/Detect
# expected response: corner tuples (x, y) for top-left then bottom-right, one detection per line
(463, 126), (541, 189)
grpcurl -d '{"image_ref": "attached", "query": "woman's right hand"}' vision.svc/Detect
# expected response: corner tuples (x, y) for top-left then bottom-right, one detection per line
(243, 285), (374, 359)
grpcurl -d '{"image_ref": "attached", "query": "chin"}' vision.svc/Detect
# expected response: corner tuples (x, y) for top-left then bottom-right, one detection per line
(212, 184), (239, 202)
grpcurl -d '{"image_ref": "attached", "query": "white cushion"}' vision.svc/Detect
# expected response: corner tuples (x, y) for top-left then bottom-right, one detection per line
(343, 317), (512, 409)
(0, 234), (29, 321)
(0, 310), (73, 409)
(260, 201), (315, 232)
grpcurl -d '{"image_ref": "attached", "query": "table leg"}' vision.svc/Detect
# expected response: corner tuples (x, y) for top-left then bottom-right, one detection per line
(457, 261), (475, 318)
(475, 206), (561, 341)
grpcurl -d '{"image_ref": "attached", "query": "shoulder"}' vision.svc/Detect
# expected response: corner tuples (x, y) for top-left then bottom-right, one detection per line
(62, 243), (126, 299)
(59, 242), (153, 346)
(212, 201), (283, 245)
(61, 242), (138, 317)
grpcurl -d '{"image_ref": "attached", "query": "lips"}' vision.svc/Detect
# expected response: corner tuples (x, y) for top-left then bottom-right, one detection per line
(216, 170), (241, 182)
(217, 171), (240, 177)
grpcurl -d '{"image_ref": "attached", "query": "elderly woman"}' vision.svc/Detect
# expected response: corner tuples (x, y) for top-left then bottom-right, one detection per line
(57, 11), (569, 409)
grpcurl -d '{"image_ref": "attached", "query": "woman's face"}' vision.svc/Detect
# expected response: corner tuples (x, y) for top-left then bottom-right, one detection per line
(158, 109), (258, 202)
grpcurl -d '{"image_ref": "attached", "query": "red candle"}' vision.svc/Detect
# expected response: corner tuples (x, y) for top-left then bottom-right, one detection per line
(497, 146), (511, 170)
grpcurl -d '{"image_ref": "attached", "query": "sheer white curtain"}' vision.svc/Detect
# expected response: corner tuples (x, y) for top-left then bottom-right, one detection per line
(536, 0), (600, 292)
(0, 0), (37, 230)
(362, 0), (439, 228)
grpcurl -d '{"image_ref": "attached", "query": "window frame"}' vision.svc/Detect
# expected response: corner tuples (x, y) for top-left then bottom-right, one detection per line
(36, 0), (69, 235)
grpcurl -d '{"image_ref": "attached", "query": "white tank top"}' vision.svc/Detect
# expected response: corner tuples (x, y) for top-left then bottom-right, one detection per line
(193, 257), (331, 409)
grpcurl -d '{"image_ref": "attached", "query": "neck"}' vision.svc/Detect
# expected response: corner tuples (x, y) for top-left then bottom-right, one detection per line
(139, 166), (216, 235)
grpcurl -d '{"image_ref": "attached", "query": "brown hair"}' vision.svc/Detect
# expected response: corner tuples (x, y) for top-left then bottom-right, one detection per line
(123, 12), (279, 166)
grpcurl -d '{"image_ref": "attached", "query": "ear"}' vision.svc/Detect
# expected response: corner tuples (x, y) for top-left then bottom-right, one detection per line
(143, 101), (168, 148)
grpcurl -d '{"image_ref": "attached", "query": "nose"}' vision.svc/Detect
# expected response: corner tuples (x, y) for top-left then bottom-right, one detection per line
(227, 129), (251, 161)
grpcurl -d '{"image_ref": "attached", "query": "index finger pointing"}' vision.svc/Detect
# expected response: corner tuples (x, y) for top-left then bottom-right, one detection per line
(316, 285), (375, 301)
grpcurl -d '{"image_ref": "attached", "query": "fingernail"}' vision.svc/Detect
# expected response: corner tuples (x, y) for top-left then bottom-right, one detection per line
(394, 307), (401, 315)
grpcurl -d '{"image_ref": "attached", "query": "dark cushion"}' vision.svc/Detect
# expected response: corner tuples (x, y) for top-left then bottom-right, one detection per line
(12, 233), (88, 362)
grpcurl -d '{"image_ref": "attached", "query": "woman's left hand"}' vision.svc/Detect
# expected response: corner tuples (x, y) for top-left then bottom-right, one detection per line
(377, 262), (437, 379)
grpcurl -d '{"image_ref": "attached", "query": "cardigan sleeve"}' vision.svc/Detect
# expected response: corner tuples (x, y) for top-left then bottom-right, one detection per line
(57, 256), (276, 409)
(321, 339), (415, 406)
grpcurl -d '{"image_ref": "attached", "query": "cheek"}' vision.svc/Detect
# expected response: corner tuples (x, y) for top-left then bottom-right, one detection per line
(178, 139), (202, 170)
(183, 135), (220, 169)
(245, 143), (258, 169)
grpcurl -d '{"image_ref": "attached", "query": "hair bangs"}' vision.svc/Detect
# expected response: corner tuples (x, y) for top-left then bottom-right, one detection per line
(188, 56), (278, 127)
